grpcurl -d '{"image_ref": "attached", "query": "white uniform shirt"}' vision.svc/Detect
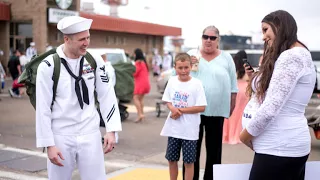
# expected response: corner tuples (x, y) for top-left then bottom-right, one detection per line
(104, 61), (116, 87)
(244, 47), (315, 157)
(162, 54), (172, 71)
(36, 44), (122, 148)
(0, 63), (5, 81)
(19, 55), (28, 66)
(160, 76), (207, 140)
(26, 47), (37, 60)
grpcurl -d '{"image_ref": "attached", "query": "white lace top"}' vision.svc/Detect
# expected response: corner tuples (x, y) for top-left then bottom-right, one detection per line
(245, 47), (316, 157)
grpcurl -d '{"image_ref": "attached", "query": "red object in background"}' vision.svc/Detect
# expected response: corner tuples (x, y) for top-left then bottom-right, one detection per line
(12, 79), (24, 88)
(314, 129), (320, 140)
(0, 2), (10, 21)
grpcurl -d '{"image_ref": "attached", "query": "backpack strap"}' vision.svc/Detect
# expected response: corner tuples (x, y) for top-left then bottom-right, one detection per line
(52, 53), (61, 107)
(84, 52), (100, 110)
(84, 52), (97, 69)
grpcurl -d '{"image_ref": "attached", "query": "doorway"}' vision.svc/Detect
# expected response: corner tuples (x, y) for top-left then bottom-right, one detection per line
(10, 22), (33, 54)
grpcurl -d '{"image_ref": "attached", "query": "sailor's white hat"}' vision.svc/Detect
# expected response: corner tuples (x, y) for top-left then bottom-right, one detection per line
(30, 42), (35, 46)
(57, 16), (93, 35)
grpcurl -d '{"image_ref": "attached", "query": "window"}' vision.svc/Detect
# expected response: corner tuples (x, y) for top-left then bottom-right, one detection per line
(311, 51), (320, 61)
(18, 24), (32, 37)
(141, 38), (145, 45)
(113, 36), (117, 44)
(107, 53), (125, 64)
(106, 36), (110, 44)
(120, 37), (126, 45)
(56, 32), (63, 42)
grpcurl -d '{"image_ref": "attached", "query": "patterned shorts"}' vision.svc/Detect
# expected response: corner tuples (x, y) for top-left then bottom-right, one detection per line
(165, 137), (197, 164)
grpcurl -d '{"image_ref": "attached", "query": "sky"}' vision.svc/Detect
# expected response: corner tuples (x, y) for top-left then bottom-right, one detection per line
(81, 0), (320, 50)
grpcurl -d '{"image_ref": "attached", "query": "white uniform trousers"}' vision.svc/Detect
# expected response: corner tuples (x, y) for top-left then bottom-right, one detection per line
(47, 130), (106, 180)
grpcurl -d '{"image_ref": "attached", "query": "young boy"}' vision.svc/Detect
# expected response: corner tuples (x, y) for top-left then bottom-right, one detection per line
(0, 62), (5, 93)
(160, 53), (207, 180)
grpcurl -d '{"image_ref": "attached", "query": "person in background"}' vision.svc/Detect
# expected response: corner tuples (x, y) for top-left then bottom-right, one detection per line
(0, 62), (6, 94)
(183, 25), (238, 180)
(240, 10), (315, 180)
(146, 51), (153, 71)
(7, 49), (21, 97)
(223, 50), (249, 144)
(19, 49), (28, 72)
(161, 53), (207, 180)
(133, 48), (150, 123)
(152, 49), (162, 77)
(162, 50), (173, 71)
(26, 42), (37, 61)
(46, 43), (53, 52)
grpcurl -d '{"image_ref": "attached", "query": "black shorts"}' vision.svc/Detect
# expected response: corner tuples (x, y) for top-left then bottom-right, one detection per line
(165, 137), (197, 164)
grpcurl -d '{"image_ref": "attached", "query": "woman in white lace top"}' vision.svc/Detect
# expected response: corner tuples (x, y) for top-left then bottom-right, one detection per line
(240, 10), (316, 180)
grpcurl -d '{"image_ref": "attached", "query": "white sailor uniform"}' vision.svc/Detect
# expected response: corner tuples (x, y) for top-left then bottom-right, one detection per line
(36, 44), (122, 180)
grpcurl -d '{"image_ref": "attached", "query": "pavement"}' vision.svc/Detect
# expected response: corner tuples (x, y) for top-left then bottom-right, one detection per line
(1, 76), (320, 180)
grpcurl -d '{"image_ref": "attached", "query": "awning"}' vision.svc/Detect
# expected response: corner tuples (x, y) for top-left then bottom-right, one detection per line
(0, 2), (10, 21)
(80, 12), (181, 36)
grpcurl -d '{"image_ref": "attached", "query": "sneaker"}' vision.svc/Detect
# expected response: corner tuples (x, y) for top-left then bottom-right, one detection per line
(8, 89), (14, 97)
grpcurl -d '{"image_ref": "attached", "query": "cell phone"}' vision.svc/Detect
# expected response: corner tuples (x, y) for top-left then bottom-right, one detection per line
(243, 59), (254, 72)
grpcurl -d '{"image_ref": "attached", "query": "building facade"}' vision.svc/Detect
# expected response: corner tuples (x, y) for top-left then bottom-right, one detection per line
(0, 0), (181, 68)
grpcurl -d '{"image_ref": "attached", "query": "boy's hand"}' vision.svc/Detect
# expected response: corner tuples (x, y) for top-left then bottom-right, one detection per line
(170, 107), (182, 120)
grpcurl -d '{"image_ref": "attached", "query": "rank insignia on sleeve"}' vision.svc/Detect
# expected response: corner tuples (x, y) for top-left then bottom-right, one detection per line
(100, 65), (106, 74)
(100, 74), (109, 83)
(42, 60), (51, 67)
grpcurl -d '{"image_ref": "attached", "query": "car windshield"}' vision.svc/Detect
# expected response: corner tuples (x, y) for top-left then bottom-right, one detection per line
(311, 51), (320, 61)
(247, 54), (262, 67)
(107, 53), (125, 65)
(230, 52), (262, 67)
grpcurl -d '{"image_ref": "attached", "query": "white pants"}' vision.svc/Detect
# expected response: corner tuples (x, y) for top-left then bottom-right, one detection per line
(47, 131), (106, 180)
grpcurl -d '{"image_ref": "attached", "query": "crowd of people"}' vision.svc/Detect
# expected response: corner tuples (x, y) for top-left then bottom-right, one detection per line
(0, 9), (316, 180)
(160, 10), (315, 180)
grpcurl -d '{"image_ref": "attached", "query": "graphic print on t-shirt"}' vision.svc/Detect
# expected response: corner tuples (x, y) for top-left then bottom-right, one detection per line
(173, 91), (189, 108)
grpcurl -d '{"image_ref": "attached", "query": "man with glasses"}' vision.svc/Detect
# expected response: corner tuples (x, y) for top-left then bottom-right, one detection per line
(183, 25), (238, 180)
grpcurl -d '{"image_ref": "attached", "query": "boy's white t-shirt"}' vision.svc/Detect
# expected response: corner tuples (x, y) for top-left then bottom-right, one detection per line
(160, 76), (207, 140)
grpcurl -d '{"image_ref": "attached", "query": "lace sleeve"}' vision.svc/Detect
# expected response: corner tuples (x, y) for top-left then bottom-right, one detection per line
(246, 51), (305, 136)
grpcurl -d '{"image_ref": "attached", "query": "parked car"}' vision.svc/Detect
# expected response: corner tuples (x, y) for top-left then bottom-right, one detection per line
(311, 51), (320, 92)
(87, 48), (128, 65)
(224, 49), (263, 68)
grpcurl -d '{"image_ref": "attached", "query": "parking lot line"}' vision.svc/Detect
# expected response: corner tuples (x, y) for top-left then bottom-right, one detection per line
(0, 170), (47, 180)
(109, 168), (182, 180)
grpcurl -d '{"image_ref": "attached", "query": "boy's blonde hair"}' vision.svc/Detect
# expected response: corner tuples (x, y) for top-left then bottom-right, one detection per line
(174, 53), (191, 66)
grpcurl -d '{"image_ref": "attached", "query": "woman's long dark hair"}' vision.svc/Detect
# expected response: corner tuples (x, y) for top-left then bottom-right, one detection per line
(233, 50), (247, 79)
(248, 10), (308, 101)
(134, 48), (148, 70)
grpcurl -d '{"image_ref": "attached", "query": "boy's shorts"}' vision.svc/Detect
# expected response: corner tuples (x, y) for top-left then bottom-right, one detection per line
(165, 137), (197, 164)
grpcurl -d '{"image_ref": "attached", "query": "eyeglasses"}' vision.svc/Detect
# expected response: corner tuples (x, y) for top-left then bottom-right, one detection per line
(202, 35), (218, 41)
